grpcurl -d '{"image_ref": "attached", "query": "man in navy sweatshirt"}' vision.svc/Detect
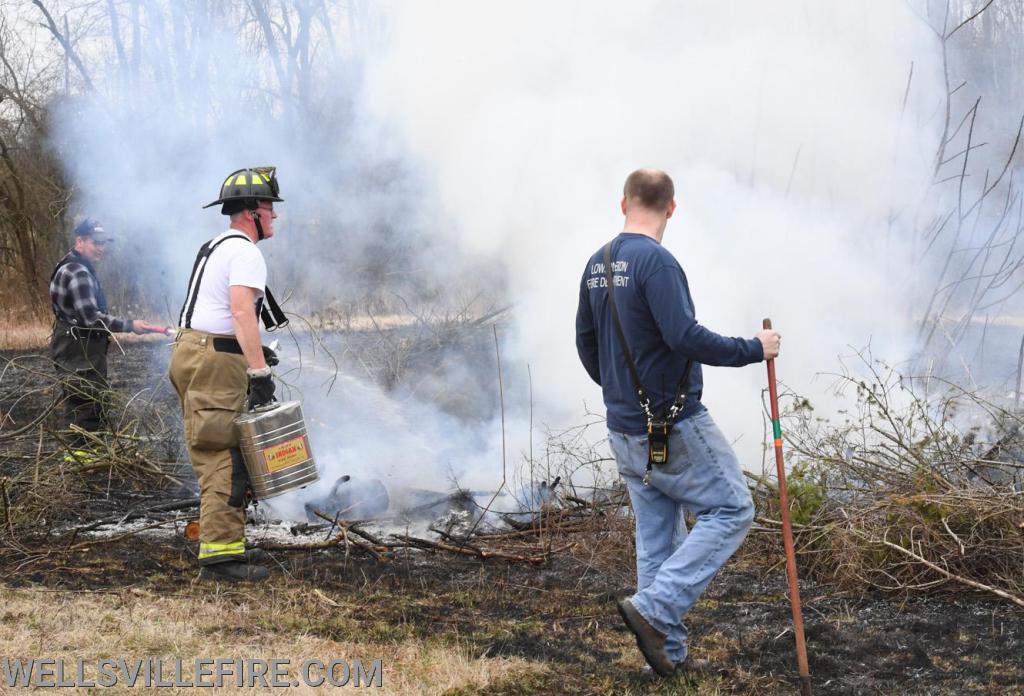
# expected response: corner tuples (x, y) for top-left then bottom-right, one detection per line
(575, 169), (780, 677)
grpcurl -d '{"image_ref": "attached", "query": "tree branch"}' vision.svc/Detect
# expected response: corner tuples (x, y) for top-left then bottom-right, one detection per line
(31, 0), (95, 93)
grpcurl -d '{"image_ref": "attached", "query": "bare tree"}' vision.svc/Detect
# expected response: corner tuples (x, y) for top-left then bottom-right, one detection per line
(915, 0), (1024, 387)
(0, 7), (67, 318)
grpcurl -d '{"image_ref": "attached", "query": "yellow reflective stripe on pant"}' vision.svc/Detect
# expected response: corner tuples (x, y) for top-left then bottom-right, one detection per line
(198, 539), (245, 561)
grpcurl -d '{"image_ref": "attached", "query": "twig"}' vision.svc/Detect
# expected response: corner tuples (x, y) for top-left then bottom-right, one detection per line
(31, 0), (96, 92)
(1, 477), (19, 542)
(65, 517), (192, 551)
(945, 0), (996, 40)
(462, 325), (508, 538)
(0, 400), (59, 442)
(391, 533), (544, 565)
(940, 516), (966, 556)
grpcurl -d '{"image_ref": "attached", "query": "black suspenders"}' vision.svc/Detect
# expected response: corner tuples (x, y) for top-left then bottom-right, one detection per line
(179, 234), (288, 331)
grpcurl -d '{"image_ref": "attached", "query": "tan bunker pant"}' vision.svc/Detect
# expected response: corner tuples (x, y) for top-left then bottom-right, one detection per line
(169, 329), (249, 565)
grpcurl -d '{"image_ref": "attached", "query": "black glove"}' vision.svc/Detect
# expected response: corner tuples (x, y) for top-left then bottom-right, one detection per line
(262, 344), (279, 367)
(247, 368), (277, 411)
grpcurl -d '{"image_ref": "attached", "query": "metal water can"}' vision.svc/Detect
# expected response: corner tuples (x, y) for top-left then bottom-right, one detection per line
(234, 400), (320, 499)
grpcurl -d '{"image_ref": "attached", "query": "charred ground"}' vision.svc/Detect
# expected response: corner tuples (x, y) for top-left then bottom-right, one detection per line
(2, 532), (1022, 695)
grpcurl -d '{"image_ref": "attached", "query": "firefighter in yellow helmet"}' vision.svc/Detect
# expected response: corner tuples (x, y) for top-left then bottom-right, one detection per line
(169, 167), (284, 582)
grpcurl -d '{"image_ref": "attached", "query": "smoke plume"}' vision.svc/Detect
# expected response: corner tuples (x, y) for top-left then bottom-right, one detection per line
(34, 1), (1004, 512)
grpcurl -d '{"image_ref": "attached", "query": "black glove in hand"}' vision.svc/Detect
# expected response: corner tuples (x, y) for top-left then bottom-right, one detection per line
(262, 345), (279, 367)
(247, 369), (277, 411)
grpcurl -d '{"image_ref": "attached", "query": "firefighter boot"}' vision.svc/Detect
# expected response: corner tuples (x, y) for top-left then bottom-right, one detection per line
(245, 548), (271, 564)
(198, 561), (269, 582)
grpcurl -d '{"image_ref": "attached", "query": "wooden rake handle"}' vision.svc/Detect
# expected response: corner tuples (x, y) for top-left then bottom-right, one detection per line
(763, 316), (812, 696)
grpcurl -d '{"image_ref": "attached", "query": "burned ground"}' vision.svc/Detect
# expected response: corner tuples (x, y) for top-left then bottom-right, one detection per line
(1, 532), (1022, 695)
(1, 341), (1023, 694)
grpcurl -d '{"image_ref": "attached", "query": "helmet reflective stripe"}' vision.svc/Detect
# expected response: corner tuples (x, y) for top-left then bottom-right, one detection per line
(203, 166), (283, 211)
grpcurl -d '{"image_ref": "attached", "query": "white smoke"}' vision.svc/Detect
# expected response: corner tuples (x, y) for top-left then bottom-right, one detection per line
(361, 1), (947, 467)
(34, 1), (971, 510)
(34, 2), (523, 516)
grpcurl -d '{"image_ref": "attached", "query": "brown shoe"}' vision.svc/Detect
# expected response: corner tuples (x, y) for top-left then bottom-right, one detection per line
(617, 599), (675, 677)
(641, 655), (713, 678)
(679, 657), (712, 673)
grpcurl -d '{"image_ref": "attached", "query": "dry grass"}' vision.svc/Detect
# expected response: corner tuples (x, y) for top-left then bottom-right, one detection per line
(0, 321), (52, 351)
(0, 585), (543, 694)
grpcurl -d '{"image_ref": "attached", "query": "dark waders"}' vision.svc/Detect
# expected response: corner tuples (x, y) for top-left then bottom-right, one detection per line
(50, 319), (111, 445)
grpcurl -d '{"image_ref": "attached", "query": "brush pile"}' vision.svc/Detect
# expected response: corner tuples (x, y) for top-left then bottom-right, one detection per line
(0, 354), (185, 557)
(750, 356), (1024, 607)
(271, 484), (631, 567)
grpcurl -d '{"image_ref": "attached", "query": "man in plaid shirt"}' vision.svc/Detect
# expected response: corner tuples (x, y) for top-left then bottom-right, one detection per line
(49, 219), (155, 456)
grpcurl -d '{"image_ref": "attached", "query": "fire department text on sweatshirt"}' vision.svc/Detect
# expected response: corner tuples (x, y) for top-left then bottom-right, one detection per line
(575, 232), (764, 436)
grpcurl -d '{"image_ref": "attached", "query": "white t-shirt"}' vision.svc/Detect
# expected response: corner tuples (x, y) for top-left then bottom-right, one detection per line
(187, 231), (267, 335)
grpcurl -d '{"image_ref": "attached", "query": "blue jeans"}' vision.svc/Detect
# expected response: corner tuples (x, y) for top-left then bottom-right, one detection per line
(609, 408), (754, 663)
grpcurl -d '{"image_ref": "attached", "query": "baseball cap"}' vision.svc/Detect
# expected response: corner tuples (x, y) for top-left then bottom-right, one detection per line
(72, 219), (114, 243)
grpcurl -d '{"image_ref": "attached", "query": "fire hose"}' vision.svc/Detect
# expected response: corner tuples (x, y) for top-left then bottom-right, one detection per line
(146, 325), (176, 336)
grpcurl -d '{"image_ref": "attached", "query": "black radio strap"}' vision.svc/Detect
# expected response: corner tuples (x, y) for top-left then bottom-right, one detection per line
(604, 242), (650, 411)
(179, 233), (287, 331)
(603, 241), (692, 419)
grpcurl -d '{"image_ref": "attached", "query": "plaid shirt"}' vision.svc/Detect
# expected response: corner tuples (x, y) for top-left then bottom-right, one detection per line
(49, 251), (132, 332)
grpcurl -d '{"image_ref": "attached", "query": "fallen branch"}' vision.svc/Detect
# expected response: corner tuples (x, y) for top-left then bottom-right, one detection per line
(64, 517), (191, 551)
(70, 497), (199, 535)
(259, 524), (388, 562)
(848, 526), (1024, 609)
(391, 533), (545, 564)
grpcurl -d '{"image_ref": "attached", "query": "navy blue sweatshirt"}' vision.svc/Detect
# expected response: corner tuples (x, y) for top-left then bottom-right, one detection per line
(575, 232), (763, 435)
